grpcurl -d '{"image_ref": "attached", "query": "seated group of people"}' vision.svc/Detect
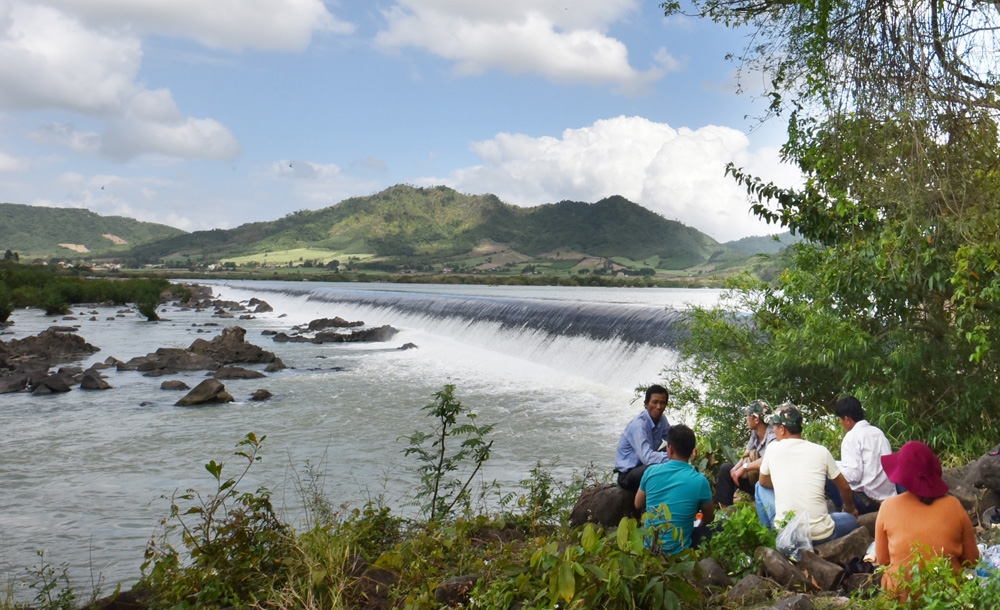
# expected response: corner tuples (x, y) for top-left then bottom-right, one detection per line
(615, 386), (979, 594)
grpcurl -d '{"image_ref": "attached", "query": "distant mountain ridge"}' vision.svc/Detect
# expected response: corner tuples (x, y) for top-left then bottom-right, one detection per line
(723, 232), (803, 255)
(2, 186), (795, 272)
(123, 185), (729, 269)
(0, 202), (186, 258)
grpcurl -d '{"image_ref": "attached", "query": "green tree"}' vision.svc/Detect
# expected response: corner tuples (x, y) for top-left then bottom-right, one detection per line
(0, 280), (13, 323)
(133, 281), (162, 321)
(402, 385), (495, 521)
(663, 1), (1000, 457)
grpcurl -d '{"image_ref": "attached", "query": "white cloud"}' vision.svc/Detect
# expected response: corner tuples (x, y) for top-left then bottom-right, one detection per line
(0, 149), (28, 172)
(28, 91), (241, 162)
(0, 2), (140, 113)
(376, 0), (663, 92)
(40, 0), (353, 51)
(424, 116), (802, 241)
(0, 2), (243, 161)
(266, 159), (382, 204)
(101, 91), (241, 161)
(30, 124), (101, 153)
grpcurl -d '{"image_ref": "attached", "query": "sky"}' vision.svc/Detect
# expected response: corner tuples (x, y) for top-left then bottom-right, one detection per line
(0, 0), (801, 243)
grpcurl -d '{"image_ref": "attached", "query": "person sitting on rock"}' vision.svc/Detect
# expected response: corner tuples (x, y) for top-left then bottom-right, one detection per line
(715, 399), (777, 507)
(835, 395), (897, 514)
(875, 441), (978, 595)
(615, 385), (670, 491)
(634, 424), (715, 554)
(757, 403), (859, 543)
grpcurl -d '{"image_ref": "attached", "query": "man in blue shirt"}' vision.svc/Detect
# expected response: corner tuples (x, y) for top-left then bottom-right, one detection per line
(615, 385), (671, 491)
(634, 424), (715, 555)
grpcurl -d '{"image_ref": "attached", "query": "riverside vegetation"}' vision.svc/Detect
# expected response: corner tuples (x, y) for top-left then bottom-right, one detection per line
(0, 259), (181, 322)
(6, 385), (1000, 610)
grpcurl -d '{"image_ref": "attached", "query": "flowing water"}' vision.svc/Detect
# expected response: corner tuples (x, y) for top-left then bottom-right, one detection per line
(0, 280), (720, 597)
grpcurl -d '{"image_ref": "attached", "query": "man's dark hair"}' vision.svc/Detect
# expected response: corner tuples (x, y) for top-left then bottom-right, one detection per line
(644, 384), (668, 404)
(666, 424), (696, 460)
(834, 396), (865, 422)
(782, 421), (803, 435)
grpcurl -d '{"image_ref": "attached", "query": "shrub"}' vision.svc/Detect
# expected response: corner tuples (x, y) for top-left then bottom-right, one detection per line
(702, 502), (776, 579)
(140, 433), (292, 609)
(402, 385), (495, 521)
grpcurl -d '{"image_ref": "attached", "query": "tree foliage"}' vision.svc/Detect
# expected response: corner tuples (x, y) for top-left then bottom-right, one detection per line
(663, 0), (1000, 457)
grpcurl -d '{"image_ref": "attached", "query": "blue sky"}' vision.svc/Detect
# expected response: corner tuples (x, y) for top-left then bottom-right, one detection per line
(0, 0), (799, 242)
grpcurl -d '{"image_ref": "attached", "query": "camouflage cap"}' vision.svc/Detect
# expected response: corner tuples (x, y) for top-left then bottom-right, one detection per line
(744, 399), (771, 417)
(767, 402), (802, 427)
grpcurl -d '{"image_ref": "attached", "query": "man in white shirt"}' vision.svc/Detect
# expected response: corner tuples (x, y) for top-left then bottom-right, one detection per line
(835, 395), (896, 514)
(758, 403), (859, 543)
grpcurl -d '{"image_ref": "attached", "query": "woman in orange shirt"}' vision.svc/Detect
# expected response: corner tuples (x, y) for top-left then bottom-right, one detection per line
(874, 441), (979, 594)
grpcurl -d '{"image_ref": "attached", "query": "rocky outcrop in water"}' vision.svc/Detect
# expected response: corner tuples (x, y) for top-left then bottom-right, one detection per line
(1, 328), (100, 367)
(272, 325), (398, 344)
(175, 379), (234, 406)
(118, 326), (285, 375)
(302, 317), (364, 331)
(213, 366), (266, 380)
(0, 329), (101, 394)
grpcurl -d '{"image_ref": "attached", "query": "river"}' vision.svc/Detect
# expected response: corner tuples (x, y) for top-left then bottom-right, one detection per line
(0, 280), (720, 598)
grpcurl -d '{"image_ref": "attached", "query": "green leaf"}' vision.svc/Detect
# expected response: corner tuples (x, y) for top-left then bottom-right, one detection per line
(581, 523), (598, 554)
(557, 561), (575, 603)
(205, 460), (222, 480)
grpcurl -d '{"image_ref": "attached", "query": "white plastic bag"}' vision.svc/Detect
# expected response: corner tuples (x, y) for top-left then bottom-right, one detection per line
(776, 511), (813, 561)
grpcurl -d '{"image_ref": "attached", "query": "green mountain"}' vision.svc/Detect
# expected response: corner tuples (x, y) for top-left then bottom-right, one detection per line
(125, 185), (732, 270)
(0, 202), (186, 258)
(723, 232), (803, 255)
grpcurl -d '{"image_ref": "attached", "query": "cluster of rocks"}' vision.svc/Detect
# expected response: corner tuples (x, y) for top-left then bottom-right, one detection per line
(176, 284), (274, 320)
(0, 328), (109, 394)
(2, 284), (417, 405)
(267, 316), (399, 344)
(118, 326), (285, 376)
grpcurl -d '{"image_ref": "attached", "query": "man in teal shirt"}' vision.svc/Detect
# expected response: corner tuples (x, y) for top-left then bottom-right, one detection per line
(634, 424), (714, 554)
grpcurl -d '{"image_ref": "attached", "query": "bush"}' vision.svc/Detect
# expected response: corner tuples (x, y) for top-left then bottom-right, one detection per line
(867, 552), (1000, 609)
(702, 503), (776, 579)
(140, 433), (293, 608)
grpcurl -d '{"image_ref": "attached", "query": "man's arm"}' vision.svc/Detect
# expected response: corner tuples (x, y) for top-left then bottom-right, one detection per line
(625, 423), (669, 466)
(838, 435), (864, 486)
(831, 473), (857, 515)
(634, 488), (646, 511)
(759, 472), (773, 489)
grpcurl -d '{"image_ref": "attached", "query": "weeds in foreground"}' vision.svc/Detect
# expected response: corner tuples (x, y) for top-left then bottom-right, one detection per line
(471, 518), (700, 610)
(402, 384), (495, 521)
(865, 553), (1000, 609)
(701, 502), (776, 579)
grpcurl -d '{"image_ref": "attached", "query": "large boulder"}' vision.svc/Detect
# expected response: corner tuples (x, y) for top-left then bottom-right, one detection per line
(80, 371), (112, 390)
(175, 379), (234, 406)
(188, 326), (281, 365)
(726, 574), (777, 606)
(434, 574), (481, 607)
(303, 317), (364, 331)
(160, 380), (190, 391)
(1, 328), (100, 366)
(213, 366), (265, 380)
(313, 325), (398, 343)
(815, 526), (873, 567)
(250, 389), (273, 401)
(0, 374), (28, 394)
(569, 484), (642, 528)
(32, 373), (72, 395)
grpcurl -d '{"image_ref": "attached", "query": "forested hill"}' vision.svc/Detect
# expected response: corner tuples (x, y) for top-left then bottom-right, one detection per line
(0, 202), (186, 258)
(125, 185), (730, 269)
